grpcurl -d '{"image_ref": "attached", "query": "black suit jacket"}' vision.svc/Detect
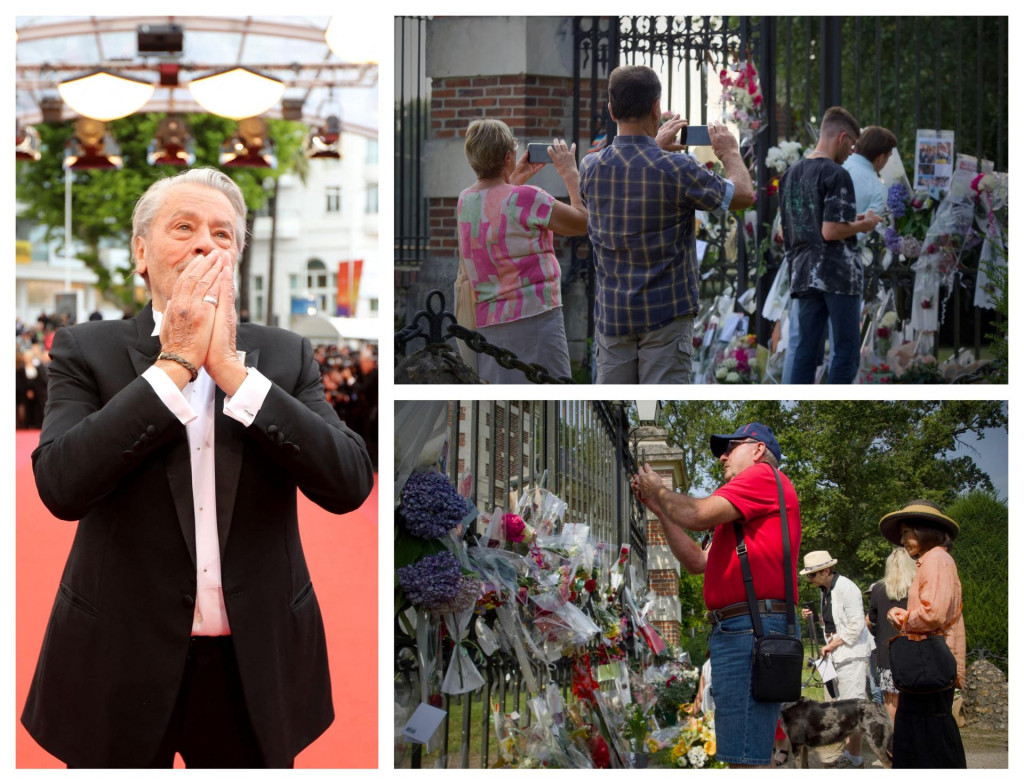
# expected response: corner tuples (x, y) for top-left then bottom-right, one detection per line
(22, 305), (374, 767)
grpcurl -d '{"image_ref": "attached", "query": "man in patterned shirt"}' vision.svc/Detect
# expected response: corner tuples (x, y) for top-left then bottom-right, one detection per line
(579, 64), (754, 384)
(778, 106), (883, 384)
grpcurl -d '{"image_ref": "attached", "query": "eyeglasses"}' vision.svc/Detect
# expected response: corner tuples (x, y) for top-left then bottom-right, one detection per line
(723, 438), (760, 456)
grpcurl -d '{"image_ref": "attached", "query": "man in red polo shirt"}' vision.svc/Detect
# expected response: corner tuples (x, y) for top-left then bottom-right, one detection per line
(632, 421), (801, 768)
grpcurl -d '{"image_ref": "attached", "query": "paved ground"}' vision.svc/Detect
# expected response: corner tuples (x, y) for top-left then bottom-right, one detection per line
(795, 724), (1008, 769)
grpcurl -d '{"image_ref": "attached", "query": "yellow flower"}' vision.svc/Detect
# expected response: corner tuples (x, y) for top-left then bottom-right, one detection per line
(704, 739), (716, 757)
(646, 737), (659, 754)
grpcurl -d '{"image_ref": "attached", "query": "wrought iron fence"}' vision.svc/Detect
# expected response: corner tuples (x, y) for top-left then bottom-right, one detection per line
(397, 399), (648, 768)
(395, 16), (430, 269)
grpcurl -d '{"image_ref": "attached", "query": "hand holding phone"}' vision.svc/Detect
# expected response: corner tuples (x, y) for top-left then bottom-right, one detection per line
(527, 143), (551, 163)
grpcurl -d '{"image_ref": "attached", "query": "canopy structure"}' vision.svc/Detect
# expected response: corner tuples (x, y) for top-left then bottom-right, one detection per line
(16, 15), (378, 133)
(290, 314), (381, 344)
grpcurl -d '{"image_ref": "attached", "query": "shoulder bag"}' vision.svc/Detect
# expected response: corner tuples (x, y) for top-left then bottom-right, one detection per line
(888, 603), (961, 694)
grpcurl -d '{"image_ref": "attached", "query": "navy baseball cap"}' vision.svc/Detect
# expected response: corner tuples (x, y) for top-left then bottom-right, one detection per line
(709, 422), (782, 462)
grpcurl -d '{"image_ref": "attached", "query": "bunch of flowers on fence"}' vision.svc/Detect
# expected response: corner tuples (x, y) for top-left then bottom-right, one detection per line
(719, 59), (764, 144)
(713, 333), (759, 383)
(395, 468), (671, 767)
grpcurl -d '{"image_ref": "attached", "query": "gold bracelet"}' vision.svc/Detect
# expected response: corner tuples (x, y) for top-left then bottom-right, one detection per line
(157, 351), (199, 382)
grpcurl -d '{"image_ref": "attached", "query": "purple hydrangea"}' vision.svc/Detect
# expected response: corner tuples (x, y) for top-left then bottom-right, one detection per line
(398, 550), (463, 609)
(884, 227), (902, 253)
(430, 575), (483, 616)
(900, 236), (922, 259)
(887, 182), (910, 219)
(399, 471), (468, 539)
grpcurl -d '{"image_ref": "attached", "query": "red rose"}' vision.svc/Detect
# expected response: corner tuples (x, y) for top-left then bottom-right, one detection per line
(584, 578), (597, 593)
(693, 335), (703, 349)
(921, 299), (933, 309)
(503, 513), (526, 542)
(877, 326), (891, 339)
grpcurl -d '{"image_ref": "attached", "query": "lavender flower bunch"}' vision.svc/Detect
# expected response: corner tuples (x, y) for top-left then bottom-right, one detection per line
(398, 550), (463, 610)
(887, 182), (910, 220)
(399, 471), (468, 539)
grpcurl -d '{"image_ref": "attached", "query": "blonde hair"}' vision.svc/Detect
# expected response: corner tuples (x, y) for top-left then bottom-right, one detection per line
(883, 546), (916, 601)
(464, 119), (515, 179)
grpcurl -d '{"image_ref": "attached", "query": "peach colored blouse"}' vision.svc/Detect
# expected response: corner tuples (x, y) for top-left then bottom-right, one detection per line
(889, 546), (967, 687)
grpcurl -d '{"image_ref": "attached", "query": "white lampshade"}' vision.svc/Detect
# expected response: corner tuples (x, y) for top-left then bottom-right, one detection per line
(58, 70), (155, 121)
(324, 16), (378, 63)
(188, 68), (285, 121)
(634, 400), (662, 425)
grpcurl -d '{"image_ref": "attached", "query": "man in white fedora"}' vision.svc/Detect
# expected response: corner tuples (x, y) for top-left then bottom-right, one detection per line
(800, 550), (874, 768)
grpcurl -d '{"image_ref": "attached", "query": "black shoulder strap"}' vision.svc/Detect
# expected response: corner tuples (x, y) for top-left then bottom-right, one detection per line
(733, 466), (797, 638)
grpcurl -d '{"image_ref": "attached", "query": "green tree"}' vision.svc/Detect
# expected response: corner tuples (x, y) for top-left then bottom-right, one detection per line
(16, 114), (306, 312)
(658, 400), (1004, 593)
(945, 490), (1008, 670)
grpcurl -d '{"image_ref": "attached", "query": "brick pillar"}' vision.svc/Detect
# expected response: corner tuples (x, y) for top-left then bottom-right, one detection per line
(402, 17), (599, 368)
(635, 427), (688, 648)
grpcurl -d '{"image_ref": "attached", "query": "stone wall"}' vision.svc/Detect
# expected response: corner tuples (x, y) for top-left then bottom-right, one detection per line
(960, 658), (1008, 730)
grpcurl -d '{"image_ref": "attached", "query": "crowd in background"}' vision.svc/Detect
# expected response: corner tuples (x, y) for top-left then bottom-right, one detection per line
(16, 312), (66, 429)
(315, 342), (379, 469)
(18, 314), (379, 471)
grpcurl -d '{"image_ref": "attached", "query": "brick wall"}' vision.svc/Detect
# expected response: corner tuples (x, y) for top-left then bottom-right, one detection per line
(653, 619), (680, 647)
(428, 73), (606, 257)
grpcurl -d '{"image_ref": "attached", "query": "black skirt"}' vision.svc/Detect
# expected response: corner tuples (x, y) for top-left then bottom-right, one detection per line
(893, 688), (967, 768)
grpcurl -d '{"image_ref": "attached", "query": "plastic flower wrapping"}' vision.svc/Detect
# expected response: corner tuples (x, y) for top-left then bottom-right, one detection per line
(395, 465), (673, 767)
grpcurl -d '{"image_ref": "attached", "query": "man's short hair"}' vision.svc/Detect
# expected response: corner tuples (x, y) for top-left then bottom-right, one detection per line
(856, 126), (898, 162)
(608, 65), (662, 121)
(132, 167), (248, 258)
(756, 449), (779, 469)
(820, 106), (860, 141)
(464, 118), (515, 180)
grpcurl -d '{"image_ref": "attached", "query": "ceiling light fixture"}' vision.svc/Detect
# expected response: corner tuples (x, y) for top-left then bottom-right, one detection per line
(63, 118), (123, 170)
(325, 17), (378, 63)
(57, 70), (155, 121)
(189, 67), (285, 121)
(303, 115), (342, 159)
(147, 114), (196, 167)
(220, 117), (277, 169)
(16, 124), (42, 161)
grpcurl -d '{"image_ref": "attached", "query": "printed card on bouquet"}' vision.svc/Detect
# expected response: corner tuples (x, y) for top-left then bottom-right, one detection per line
(404, 702), (447, 744)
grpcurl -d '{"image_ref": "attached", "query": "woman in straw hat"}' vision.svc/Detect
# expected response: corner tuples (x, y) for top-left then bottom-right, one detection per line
(878, 500), (966, 768)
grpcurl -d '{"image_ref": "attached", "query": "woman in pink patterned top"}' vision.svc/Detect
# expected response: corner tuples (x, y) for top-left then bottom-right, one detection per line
(457, 119), (587, 383)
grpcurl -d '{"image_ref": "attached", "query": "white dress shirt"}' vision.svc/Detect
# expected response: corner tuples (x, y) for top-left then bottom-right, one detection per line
(141, 310), (272, 635)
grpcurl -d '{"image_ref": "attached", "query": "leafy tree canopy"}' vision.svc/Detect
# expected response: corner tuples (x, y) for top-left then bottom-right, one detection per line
(16, 113), (306, 310)
(660, 399), (1005, 590)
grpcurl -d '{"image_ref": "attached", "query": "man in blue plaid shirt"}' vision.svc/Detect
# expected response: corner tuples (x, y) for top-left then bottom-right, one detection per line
(580, 65), (754, 383)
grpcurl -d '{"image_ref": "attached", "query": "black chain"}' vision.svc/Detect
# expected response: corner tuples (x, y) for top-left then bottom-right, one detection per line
(395, 289), (574, 384)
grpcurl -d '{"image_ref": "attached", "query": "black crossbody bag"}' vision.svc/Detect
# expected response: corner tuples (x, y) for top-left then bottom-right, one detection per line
(733, 466), (803, 703)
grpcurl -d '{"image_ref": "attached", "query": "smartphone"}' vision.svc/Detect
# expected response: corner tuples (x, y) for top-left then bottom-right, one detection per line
(680, 125), (711, 146)
(527, 143), (552, 163)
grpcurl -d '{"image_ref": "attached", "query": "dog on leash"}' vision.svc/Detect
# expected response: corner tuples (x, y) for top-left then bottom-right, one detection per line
(779, 697), (893, 768)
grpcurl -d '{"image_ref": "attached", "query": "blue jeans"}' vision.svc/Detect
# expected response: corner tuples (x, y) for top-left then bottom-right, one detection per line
(709, 610), (796, 766)
(787, 291), (861, 384)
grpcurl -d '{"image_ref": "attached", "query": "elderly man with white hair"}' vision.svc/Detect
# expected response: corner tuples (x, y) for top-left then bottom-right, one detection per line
(22, 167), (374, 768)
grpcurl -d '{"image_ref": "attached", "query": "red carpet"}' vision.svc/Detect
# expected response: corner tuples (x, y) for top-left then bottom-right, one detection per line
(15, 430), (378, 768)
